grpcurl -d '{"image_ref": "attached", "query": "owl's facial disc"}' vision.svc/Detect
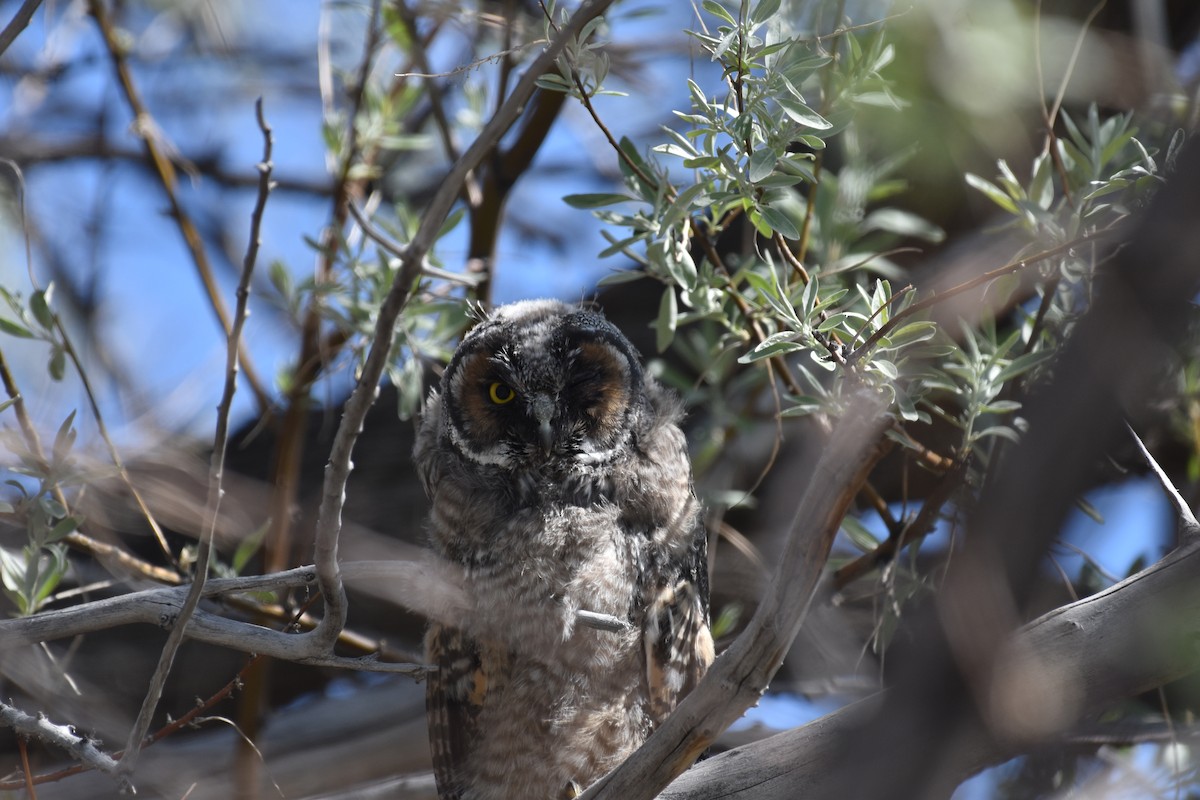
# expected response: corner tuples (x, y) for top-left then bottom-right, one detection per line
(441, 301), (645, 470)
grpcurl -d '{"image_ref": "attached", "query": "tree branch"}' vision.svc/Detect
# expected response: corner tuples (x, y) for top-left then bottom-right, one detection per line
(0, 700), (128, 792)
(119, 98), (277, 774)
(0, 560), (621, 672)
(0, 0), (42, 57)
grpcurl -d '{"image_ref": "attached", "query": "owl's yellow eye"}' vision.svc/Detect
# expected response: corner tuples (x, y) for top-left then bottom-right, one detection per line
(488, 382), (516, 404)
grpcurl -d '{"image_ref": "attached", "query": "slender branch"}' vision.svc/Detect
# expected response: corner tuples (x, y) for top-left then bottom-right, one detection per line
(86, 0), (271, 415)
(120, 99), (276, 773)
(16, 737), (34, 798)
(62, 530), (181, 584)
(1127, 421), (1200, 538)
(1020, 273), (1060, 356)
(0, 135), (335, 195)
(346, 201), (482, 287)
(306, 0), (620, 652)
(773, 231), (811, 285)
(857, 480), (903, 540)
(53, 316), (177, 565)
(0, 0), (42, 57)
(835, 458), (966, 589)
(1044, 0), (1107, 146)
(539, 0), (664, 200)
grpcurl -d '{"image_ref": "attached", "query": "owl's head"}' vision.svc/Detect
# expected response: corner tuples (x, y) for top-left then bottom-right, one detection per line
(439, 299), (647, 469)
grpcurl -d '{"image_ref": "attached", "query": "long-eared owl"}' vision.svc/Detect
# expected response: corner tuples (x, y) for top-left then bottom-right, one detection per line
(414, 299), (713, 800)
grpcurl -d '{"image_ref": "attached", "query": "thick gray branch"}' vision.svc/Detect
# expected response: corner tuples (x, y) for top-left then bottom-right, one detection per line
(0, 560), (617, 673)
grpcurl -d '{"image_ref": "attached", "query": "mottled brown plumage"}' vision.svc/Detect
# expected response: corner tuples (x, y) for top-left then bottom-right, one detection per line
(414, 299), (713, 800)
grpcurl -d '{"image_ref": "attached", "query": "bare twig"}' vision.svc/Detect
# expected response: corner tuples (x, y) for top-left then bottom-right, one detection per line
(1126, 421), (1200, 539)
(120, 99), (277, 773)
(835, 458), (966, 589)
(346, 201), (483, 287)
(87, 0), (271, 415)
(1043, 0), (1108, 148)
(17, 736), (35, 799)
(0, 0), (42, 57)
(54, 315), (177, 566)
(539, 1), (664, 198)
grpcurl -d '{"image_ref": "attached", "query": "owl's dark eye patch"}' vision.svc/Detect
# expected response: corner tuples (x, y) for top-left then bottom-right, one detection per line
(453, 351), (521, 446)
(569, 342), (631, 439)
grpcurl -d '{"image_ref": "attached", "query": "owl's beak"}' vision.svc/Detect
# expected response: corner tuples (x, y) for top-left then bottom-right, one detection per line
(530, 394), (555, 454)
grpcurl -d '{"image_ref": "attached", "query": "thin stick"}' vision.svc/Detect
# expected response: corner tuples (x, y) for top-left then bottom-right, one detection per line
(1127, 421), (1200, 538)
(0, 0), (42, 57)
(119, 99), (275, 774)
(17, 736), (36, 799)
(53, 317), (177, 565)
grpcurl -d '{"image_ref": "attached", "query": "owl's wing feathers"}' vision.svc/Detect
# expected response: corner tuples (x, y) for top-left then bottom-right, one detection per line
(413, 390), (443, 497)
(425, 624), (502, 800)
(637, 387), (715, 719)
(643, 528), (715, 718)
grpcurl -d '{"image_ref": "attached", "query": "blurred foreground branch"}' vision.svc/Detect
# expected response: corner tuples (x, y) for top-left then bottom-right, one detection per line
(660, 529), (1200, 798)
